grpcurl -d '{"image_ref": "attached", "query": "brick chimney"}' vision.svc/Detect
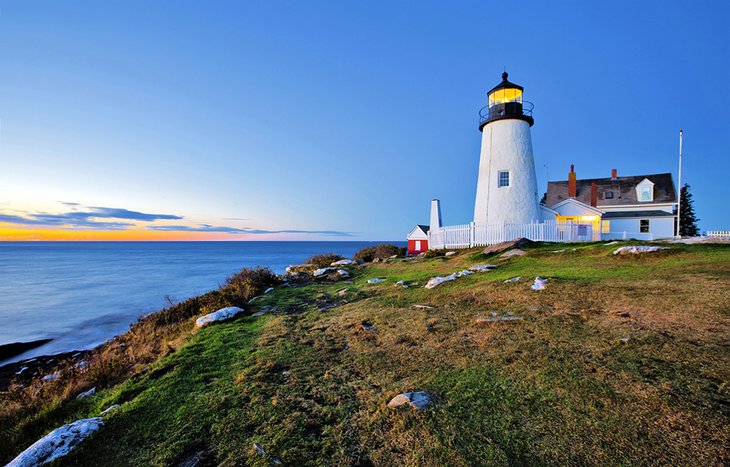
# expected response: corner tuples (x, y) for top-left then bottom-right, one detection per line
(590, 182), (597, 207)
(568, 164), (577, 197)
(611, 168), (617, 179)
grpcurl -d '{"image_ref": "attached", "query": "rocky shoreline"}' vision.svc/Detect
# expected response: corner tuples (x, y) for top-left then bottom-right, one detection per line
(0, 349), (90, 391)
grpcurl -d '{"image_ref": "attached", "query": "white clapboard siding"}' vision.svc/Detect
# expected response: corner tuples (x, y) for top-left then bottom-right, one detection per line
(429, 221), (598, 249)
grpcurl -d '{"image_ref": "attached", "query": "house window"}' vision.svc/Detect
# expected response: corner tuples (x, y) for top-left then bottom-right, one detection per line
(640, 219), (650, 233)
(604, 191), (614, 199)
(415, 240), (421, 250)
(498, 171), (510, 187)
(601, 220), (611, 234)
(639, 187), (652, 202)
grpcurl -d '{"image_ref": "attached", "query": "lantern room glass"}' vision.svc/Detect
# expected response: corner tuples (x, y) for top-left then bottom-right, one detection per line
(488, 88), (523, 107)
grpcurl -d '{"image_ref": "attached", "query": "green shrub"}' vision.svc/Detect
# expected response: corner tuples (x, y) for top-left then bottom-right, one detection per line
(305, 252), (345, 268)
(220, 267), (281, 307)
(353, 244), (403, 262)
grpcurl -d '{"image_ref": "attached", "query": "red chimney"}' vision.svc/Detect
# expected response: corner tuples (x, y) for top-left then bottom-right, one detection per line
(590, 182), (597, 207)
(568, 164), (577, 197)
(611, 168), (617, 179)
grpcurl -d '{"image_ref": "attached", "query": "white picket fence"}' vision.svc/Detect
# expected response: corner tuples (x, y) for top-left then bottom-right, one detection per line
(429, 221), (598, 249)
(707, 230), (730, 238)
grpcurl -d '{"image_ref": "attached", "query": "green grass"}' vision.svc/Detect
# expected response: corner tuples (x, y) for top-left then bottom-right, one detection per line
(3, 242), (730, 465)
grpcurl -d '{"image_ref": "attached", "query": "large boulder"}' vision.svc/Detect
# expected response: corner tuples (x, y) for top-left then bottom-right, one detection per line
(7, 417), (103, 466)
(195, 306), (244, 328)
(483, 238), (533, 256)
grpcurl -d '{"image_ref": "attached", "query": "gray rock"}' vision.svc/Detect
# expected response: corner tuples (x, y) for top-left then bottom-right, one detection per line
(482, 238), (533, 256)
(42, 373), (60, 382)
(425, 274), (457, 289)
(264, 287), (274, 294)
(504, 276), (521, 283)
(469, 264), (497, 272)
(387, 391), (432, 410)
(313, 267), (335, 277)
(251, 311), (266, 317)
(331, 259), (355, 266)
(412, 304), (435, 310)
(367, 278), (386, 285)
(76, 387), (96, 399)
(613, 246), (668, 255)
(500, 249), (527, 258)
(530, 277), (548, 291)
(445, 251), (458, 257)
(101, 404), (120, 415)
(7, 417), (103, 466)
(195, 306), (244, 328)
(336, 269), (350, 278)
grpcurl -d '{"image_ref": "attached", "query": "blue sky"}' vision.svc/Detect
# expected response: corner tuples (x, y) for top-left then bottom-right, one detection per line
(1, 1), (728, 240)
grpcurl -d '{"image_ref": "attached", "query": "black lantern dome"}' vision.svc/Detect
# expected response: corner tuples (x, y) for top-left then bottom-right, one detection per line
(479, 72), (534, 131)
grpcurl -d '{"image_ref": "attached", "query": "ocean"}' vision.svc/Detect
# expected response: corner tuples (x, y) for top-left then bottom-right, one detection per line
(0, 241), (398, 364)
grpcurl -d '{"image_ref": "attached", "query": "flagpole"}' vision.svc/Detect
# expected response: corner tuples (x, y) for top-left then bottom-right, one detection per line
(676, 129), (683, 237)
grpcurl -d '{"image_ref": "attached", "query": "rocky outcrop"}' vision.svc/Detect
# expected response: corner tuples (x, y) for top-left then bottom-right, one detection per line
(7, 417), (103, 466)
(482, 238), (533, 256)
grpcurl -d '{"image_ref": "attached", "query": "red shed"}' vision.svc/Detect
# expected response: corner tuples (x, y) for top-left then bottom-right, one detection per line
(407, 225), (429, 255)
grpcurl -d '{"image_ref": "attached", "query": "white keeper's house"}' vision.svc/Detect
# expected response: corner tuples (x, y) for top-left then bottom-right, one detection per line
(407, 71), (679, 252)
(542, 166), (677, 241)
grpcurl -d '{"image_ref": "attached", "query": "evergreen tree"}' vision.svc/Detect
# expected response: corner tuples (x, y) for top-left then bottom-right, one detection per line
(677, 183), (700, 236)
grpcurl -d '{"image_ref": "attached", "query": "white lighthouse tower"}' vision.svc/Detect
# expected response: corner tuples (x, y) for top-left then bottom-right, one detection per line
(473, 72), (539, 226)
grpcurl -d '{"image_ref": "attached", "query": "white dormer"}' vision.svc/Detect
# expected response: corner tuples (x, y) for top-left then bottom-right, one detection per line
(635, 178), (655, 202)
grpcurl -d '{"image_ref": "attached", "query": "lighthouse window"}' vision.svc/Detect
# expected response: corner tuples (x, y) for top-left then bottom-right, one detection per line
(498, 171), (510, 187)
(640, 219), (650, 233)
(489, 88), (523, 107)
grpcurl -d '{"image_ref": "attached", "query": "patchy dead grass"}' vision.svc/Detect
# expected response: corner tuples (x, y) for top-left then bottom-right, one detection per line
(2, 243), (729, 465)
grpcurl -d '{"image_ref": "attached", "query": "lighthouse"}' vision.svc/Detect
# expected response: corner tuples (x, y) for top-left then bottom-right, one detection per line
(473, 72), (539, 226)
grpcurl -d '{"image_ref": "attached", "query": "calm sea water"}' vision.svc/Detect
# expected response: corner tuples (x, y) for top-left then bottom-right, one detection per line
(0, 241), (398, 364)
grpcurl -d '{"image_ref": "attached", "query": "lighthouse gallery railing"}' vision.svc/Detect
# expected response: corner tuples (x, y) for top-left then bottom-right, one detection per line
(429, 220), (598, 249)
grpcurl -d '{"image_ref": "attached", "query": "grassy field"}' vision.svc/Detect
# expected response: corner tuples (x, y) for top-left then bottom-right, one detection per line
(2, 241), (729, 465)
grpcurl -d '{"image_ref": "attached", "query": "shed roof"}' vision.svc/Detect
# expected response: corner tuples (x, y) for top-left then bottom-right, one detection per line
(545, 173), (676, 208)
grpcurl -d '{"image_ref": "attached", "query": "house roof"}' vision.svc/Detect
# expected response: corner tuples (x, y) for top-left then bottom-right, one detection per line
(602, 210), (676, 219)
(407, 224), (430, 239)
(550, 198), (604, 215)
(545, 173), (676, 208)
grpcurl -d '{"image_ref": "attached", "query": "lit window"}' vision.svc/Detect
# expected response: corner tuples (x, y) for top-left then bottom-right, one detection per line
(489, 88), (523, 107)
(498, 171), (510, 187)
(604, 191), (614, 199)
(601, 220), (611, 233)
(640, 219), (650, 233)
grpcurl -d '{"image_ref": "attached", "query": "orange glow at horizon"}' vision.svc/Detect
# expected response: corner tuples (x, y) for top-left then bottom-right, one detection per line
(0, 226), (245, 241)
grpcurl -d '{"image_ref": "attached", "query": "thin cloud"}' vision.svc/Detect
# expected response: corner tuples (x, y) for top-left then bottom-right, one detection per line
(148, 224), (355, 236)
(0, 205), (181, 229)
